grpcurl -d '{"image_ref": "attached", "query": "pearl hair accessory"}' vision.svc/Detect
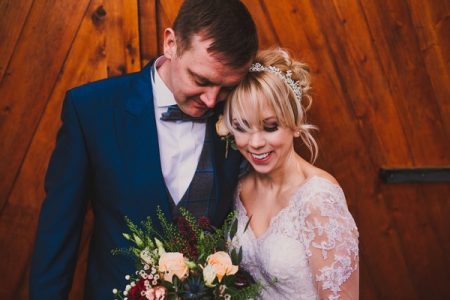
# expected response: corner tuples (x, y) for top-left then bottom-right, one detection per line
(249, 62), (302, 102)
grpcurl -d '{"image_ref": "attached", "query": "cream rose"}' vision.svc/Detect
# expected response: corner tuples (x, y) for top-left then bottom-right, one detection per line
(215, 115), (230, 137)
(206, 251), (238, 282)
(202, 264), (217, 287)
(158, 252), (188, 282)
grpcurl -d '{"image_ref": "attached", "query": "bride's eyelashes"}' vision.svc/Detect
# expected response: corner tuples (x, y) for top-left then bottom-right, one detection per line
(263, 124), (278, 132)
(233, 123), (245, 132)
(232, 121), (279, 133)
(232, 120), (250, 132)
(262, 120), (279, 132)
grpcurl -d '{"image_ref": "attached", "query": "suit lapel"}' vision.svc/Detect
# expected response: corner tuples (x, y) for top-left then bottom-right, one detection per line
(114, 62), (171, 219)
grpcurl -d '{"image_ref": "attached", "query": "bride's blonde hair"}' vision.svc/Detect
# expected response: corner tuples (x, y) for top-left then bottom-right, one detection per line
(224, 47), (318, 162)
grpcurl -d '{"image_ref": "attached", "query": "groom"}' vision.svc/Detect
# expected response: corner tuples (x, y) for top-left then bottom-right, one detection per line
(29, 0), (258, 299)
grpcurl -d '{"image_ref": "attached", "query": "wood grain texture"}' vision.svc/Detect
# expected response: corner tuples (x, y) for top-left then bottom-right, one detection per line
(0, 0), (34, 79)
(0, 0), (140, 298)
(138, 0), (159, 65)
(0, 0), (92, 207)
(0, 0), (449, 299)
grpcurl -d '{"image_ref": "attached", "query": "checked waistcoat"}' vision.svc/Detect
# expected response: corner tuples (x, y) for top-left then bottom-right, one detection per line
(167, 126), (216, 220)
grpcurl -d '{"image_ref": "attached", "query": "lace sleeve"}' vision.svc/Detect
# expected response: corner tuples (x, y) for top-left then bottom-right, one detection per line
(301, 189), (359, 300)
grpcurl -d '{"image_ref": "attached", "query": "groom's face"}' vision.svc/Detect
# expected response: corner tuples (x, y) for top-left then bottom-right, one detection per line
(161, 30), (250, 117)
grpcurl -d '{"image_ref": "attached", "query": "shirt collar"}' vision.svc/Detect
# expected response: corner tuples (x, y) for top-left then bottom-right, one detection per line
(152, 56), (177, 108)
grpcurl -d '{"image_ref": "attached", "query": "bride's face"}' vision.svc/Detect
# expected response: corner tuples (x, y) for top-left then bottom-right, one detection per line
(232, 106), (297, 175)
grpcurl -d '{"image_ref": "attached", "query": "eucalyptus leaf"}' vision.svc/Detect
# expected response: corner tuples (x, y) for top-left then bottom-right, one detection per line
(230, 218), (238, 240)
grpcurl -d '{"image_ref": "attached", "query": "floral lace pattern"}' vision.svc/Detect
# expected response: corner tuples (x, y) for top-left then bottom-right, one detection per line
(233, 176), (359, 300)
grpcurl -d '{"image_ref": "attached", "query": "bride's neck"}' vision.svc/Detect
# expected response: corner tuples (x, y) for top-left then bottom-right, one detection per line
(251, 154), (306, 191)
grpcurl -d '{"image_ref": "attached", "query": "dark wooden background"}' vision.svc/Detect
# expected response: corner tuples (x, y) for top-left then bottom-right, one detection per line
(0, 0), (449, 299)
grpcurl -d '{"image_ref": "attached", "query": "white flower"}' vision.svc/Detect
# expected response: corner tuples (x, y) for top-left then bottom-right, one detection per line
(140, 248), (153, 265)
(125, 275), (130, 280)
(202, 264), (217, 287)
(112, 288), (118, 294)
(155, 238), (166, 255)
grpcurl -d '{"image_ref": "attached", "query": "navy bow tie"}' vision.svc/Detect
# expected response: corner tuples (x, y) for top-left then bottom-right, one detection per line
(160, 105), (214, 123)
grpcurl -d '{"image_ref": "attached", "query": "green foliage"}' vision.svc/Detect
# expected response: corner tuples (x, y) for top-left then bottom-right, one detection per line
(112, 207), (265, 299)
(156, 207), (189, 253)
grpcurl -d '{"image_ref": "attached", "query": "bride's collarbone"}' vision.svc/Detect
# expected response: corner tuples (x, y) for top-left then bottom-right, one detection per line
(241, 191), (290, 225)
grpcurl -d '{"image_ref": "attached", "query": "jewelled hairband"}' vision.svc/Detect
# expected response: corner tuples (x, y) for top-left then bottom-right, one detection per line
(249, 62), (302, 102)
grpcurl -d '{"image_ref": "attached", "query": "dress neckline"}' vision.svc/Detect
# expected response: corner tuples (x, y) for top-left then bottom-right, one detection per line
(236, 175), (342, 241)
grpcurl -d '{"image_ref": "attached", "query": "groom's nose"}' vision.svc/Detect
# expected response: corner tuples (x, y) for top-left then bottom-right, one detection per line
(200, 86), (221, 108)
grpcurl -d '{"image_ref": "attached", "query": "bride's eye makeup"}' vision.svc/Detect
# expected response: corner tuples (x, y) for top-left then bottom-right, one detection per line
(263, 120), (279, 132)
(233, 123), (245, 132)
(232, 120), (249, 132)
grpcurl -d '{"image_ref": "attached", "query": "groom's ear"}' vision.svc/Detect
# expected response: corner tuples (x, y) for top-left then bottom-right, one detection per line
(163, 28), (177, 60)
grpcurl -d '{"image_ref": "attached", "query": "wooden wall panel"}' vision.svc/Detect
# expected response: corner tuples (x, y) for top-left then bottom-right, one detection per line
(0, 0), (142, 298)
(0, 0), (91, 206)
(0, 0), (449, 299)
(138, 0), (159, 65)
(0, 0), (34, 79)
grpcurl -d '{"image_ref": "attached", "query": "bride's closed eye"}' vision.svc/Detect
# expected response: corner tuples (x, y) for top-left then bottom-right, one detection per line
(233, 123), (245, 132)
(232, 120), (250, 132)
(263, 121), (279, 132)
(263, 124), (278, 132)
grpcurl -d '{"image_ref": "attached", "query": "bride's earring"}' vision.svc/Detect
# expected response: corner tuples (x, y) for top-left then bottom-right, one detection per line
(294, 130), (301, 138)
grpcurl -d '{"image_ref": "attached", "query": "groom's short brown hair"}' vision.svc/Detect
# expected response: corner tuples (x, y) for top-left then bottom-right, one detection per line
(173, 0), (258, 67)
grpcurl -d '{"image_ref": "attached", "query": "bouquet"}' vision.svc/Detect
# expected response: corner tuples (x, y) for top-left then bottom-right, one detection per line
(112, 207), (262, 300)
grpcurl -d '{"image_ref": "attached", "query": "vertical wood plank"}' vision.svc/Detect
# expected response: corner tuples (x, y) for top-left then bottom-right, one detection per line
(138, 0), (159, 64)
(104, 0), (141, 76)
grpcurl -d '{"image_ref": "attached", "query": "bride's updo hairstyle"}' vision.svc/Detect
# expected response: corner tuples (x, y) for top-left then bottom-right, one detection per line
(224, 47), (318, 162)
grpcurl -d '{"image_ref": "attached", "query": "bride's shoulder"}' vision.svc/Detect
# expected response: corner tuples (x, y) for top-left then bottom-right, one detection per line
(297, 168), (346, 206)
(304, 165), (339, 186)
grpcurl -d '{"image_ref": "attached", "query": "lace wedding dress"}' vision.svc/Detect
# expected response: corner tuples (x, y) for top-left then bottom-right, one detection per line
(232, 176), (359, 300)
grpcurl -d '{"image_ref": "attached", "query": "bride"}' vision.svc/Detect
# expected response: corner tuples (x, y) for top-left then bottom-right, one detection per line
(224, 48), (359, 299)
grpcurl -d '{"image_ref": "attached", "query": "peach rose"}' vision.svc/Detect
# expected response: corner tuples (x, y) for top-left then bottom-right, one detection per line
(158, 252), (188, 282)
(206, 251), (238, 282)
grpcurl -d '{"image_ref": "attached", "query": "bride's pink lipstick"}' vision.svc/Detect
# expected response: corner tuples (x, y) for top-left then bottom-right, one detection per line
(249, 151), (272, 164)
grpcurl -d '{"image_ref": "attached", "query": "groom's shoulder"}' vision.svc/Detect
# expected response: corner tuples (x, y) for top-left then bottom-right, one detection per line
(68, 69), (143, 100)
(65, 64), (152, 112)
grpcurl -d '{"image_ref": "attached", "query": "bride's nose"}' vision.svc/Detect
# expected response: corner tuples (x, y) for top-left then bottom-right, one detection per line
(248, 131), (265, 148)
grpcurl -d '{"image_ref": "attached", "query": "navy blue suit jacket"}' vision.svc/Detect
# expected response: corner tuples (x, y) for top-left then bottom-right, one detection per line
(29, 62), (242, 299)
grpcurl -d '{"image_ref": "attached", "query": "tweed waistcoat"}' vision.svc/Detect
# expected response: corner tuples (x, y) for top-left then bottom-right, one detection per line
(168, 126), (216, 220)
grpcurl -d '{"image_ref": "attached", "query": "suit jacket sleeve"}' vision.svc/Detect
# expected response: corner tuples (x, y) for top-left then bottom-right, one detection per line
(30, 91), (91, 299)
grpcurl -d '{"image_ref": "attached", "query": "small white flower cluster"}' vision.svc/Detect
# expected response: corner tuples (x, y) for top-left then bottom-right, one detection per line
(138, 265), (160, 296)
(112, 265), (160, 300)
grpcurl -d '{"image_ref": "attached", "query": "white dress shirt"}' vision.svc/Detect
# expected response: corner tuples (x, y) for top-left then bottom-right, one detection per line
(151, 57), (206, 204)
